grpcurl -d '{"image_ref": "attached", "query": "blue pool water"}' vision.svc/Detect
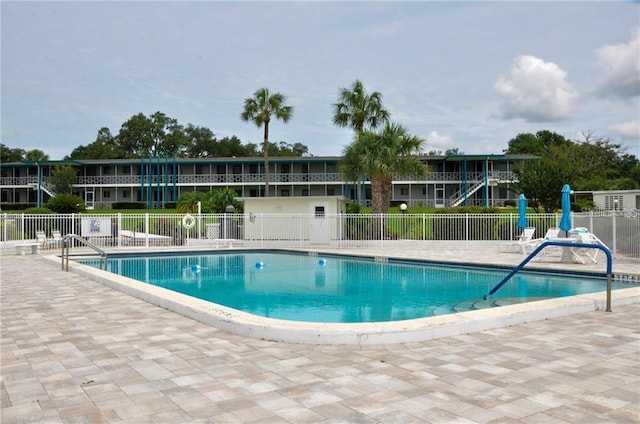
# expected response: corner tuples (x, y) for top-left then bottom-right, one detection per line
(78, 251), (628, 323)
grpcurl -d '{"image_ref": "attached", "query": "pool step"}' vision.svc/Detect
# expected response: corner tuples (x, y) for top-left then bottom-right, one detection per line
(435, 297), (552, 316)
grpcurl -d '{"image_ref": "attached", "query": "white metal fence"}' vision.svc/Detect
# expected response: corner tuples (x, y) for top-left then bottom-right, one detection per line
(2, 210), (639, 259)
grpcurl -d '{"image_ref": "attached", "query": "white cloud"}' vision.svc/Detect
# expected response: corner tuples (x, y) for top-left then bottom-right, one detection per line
(424, 131), (455, 153)
(595, 28), (640, 98)
(494, 55), (580, 122)
(609, 120), (640, 139)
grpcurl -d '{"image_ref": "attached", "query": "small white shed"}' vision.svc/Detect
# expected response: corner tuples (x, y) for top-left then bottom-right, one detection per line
(242, 196), (349, 244)
(591, 190), (640, 211)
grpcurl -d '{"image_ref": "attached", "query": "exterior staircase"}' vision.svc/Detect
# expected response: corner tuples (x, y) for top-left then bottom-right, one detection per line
(448, 180), (486, 207)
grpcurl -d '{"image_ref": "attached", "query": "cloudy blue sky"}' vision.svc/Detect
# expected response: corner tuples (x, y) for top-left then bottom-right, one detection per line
(2, 1), (639, 160)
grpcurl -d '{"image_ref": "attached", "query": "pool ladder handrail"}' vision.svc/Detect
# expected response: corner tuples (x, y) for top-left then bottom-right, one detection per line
(485, 240), (614, 312)
(61, 233), (108, 271)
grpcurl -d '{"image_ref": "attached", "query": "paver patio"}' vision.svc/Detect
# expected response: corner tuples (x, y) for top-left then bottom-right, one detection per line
(1, 253), (639, 423)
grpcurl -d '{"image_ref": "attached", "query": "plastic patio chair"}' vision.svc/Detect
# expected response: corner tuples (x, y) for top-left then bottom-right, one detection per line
(498, 227), (536, 254)
(50, 230), (63, 249)
(35, 231), (47, 247)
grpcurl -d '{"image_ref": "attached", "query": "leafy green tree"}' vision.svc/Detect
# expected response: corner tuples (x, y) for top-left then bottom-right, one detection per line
(25, 149), (49, 161)
(183, 125), (219, 158)
(615, 177), (638, 190)
(66, 128), (125, 159)
(512, 145), (577, 212)
(505, 130), (639, 191)
(504, 130), (571, 156)
(353, 122), (426, 215)
(570, 132), (639, 190)
(219, 137), (260, 157)
(45, 194), (86, 213)
(49, 165), (77, 194)
(0, 144), (25, 162)
(118, 111), (187, 157)
(333, 80), (390, 204)
(241, 88), (294, 197)
(269, 141), (310, 157)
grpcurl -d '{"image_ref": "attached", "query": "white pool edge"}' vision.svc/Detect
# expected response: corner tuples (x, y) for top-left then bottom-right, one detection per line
(45, 255), (640, 345)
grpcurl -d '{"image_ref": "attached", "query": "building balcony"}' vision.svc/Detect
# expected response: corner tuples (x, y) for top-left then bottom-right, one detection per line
(1, 171), (517, 188)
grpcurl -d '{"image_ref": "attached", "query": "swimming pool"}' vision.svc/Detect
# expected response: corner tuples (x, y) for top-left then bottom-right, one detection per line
(78, 250), (630, 323)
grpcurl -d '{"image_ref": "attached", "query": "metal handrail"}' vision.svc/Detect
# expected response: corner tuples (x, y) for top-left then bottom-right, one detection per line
(485, 241), (614, 311)
(61, 234), (108, 271)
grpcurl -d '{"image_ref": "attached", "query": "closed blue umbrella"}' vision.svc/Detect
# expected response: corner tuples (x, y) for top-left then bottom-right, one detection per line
(559, 184), (572, 235)
(517, 193), (528, 229)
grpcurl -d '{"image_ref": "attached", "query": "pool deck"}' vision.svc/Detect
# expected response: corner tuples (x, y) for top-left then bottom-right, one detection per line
(2, 249), (639, 423)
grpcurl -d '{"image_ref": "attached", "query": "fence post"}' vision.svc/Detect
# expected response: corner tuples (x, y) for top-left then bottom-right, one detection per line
(465, 213), (469, 241)
(117, 213), (122, 248)
(612, 212), (617, 258)
(145, 213), (150, 248)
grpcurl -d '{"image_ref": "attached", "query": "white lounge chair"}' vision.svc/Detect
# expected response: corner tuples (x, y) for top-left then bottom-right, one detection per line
(498, 227), (536, 254)
(570, 228), (609, 263)
(525, 227), (561, 258)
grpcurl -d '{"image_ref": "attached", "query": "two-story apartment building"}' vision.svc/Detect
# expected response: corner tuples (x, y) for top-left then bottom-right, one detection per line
(0, 154), (536, 209)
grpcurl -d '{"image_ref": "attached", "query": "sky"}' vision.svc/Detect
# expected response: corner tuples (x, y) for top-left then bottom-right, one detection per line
(2, 1), (639, 160)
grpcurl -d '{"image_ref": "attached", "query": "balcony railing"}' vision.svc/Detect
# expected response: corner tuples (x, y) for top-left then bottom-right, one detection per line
(1, 171), (517, 187)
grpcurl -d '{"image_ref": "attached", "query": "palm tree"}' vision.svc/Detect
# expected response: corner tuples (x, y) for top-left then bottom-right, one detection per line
(339, 140), (366, 211)
(356, 122), (426, 215)
(241, 88), (293, 197)
(333, 80), (390, 205)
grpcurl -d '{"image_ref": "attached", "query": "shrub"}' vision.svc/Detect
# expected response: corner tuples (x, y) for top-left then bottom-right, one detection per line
(22, 207), (55, 214)
(45, 194), (86, 213)
(1, 203), (36, 211)
(112, 202), (146, 209)
(346, 203), (361, 214)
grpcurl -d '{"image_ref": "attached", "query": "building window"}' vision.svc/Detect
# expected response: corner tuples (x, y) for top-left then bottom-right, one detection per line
(123, 190), (130, 198)
(249, 189), (258, 197)
(327, 188), (335, 196)
(400, 188), (409, 196)
(422, 188), (427, 195)
(281, 189), (290, 197)
(104, 191), (111, 198)
(216, 165), (226, 174)
(302, 189), (309, 196)
(605, 195), (623, 210)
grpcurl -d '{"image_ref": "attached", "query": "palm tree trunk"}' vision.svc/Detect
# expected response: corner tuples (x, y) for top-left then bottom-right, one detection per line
(263, 122), (270, 197)
(371, 174), (392, 215)
(356, 173), (362, 207)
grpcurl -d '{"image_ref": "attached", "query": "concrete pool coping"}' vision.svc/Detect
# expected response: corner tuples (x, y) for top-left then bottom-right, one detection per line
(42, 250), (640, 345)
